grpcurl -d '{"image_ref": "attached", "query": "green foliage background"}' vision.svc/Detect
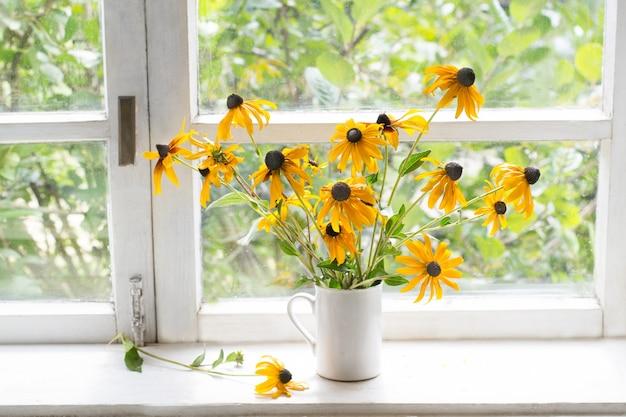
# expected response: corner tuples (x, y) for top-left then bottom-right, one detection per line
(198, 0), (603, 111)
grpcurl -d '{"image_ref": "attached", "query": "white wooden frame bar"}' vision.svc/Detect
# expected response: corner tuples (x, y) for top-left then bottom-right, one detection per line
(193, 108), (611, 144)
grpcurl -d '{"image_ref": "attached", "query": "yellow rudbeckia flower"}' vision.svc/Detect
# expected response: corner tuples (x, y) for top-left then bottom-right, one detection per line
(143, 120), (194, 194)
(216, 94), (277, 140)
(317, 176), (378, 235)
(250, 145), (312, 208)
(255, 355), (308, 399)
(491, 163), (541, 220)
(415, 157), (468, 213)
(396, 234), (463, 303)
(474, 180), (508, 236)
(321, 222), (359, 265)
(375, 110), (429, 150)
(423, 65), (484, 121)
(329, 118), (387, 175)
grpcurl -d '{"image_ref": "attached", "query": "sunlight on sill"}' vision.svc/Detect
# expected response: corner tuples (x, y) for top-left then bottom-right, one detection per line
(1, 339), (625, 416)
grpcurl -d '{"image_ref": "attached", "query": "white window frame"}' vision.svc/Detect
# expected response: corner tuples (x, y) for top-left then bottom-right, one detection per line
(147, 0), (626, 343)
(0, 1), (156, 344)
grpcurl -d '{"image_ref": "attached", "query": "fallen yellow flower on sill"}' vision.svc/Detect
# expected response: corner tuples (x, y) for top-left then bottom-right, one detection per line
(255, 355), (309, 399)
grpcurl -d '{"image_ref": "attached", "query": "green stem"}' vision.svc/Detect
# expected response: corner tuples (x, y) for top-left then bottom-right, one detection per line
(173, 155), (199, 171)
(135, 347), (257, 377)
(386, 108), (439, 206)
(249, 133), (263, 159)
(397, 185), (502, 247)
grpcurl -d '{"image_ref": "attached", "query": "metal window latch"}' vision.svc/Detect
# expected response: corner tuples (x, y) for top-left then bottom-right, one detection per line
(129, 275), (146, 347)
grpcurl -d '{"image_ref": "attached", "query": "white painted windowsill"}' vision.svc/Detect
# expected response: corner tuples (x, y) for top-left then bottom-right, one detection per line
(1, 339), (625, 416)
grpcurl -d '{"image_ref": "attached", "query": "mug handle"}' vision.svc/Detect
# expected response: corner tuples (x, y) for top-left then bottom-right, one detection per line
(287, 292), (316, 354)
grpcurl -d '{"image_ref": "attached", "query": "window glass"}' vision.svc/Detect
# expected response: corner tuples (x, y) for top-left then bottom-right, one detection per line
(0, 0), (103, 112)
(0, 142), (110, 300)
(201, 140), (597, 300)
(197, 0), (604, 112)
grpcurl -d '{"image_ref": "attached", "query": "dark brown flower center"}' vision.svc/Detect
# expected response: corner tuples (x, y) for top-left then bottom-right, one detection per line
(346, 128), (363, 143)
(331, 182), (351, 201)
(265, 150), (285, 170)
(325, 223), (341, 237)
(226, 94), (244, 109)
(444, 162), (463, 181)
(199, 167), (210, 177)
(457, 67), (476, 87)
(426, 261), (442, 277)
(156, 144), (170, 159)
(376, 113), (392, 128)
(279, 368), (292, 384)
(494, 201), (507, 215)
(524, 167), (541, 185)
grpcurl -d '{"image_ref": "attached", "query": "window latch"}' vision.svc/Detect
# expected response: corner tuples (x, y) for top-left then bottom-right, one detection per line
(130, 275), (145, 347)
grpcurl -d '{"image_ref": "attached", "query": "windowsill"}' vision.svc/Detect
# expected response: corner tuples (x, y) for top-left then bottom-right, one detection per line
(1, 339), (625, 416)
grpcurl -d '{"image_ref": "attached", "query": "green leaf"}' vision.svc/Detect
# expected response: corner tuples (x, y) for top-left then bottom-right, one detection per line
(226, 350), (245, 366)
(190, 350), (206, 367)
(384, 276), (409, 286)
(236, 217), (262, 246)
(119, 336), (143, 373)
(211, 349), (225, 369)
(503, 146), (530, 167)
(207, 192), (249, 209)
(198, 0), (211, 18)
(304, 67), (340, 105)
(246, 0), (282, 10)
(398, 150), (431, 177)
(510, 0), (546, 24)
(64, 15), (78, 42)
(475, 235), (506, 260)
(278, 239), (299, 257)
(316, 52), (355, 88)
(575, 43), (603, 83)
(124, 348), (143, 373)
(366, 172), (379, 185)
(318, 259), (349, 272)
(440, 216), (451, 227)
(352, 0), (388, 27)
(497, 27), (541, 58)
(554, 59), (575, 88)
(294, 276), (312, 290)
(385, 205), (406, 237)
(39, 63), (64, 84)
(320, 1), (353, 45)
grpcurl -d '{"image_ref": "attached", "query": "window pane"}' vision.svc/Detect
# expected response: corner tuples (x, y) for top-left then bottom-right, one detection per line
(197, 0), (604, 112)
(0, 0), (103, 112)
(201, 141), (597, 301)
(0, 142), (110, 300)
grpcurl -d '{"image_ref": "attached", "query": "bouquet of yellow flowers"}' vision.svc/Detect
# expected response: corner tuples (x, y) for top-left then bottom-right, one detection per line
(144, 64), (540, 303)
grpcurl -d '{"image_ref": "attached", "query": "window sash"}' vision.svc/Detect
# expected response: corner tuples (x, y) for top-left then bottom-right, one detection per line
(147, 0), (626, 342)
(0, 1), (156, 344)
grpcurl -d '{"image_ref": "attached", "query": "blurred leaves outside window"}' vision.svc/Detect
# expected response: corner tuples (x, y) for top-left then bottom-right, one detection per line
(0, 0), (103, 112)
(0, 143), (111, 300)
(198, 0), (604, 111)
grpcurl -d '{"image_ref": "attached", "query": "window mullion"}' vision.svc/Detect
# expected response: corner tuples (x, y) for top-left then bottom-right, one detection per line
(146, 0), (203, 342)
(595, 0), (626, 337)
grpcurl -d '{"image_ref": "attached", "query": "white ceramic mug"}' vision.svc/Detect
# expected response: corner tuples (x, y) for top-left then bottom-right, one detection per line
(286, 284), (382, 381)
